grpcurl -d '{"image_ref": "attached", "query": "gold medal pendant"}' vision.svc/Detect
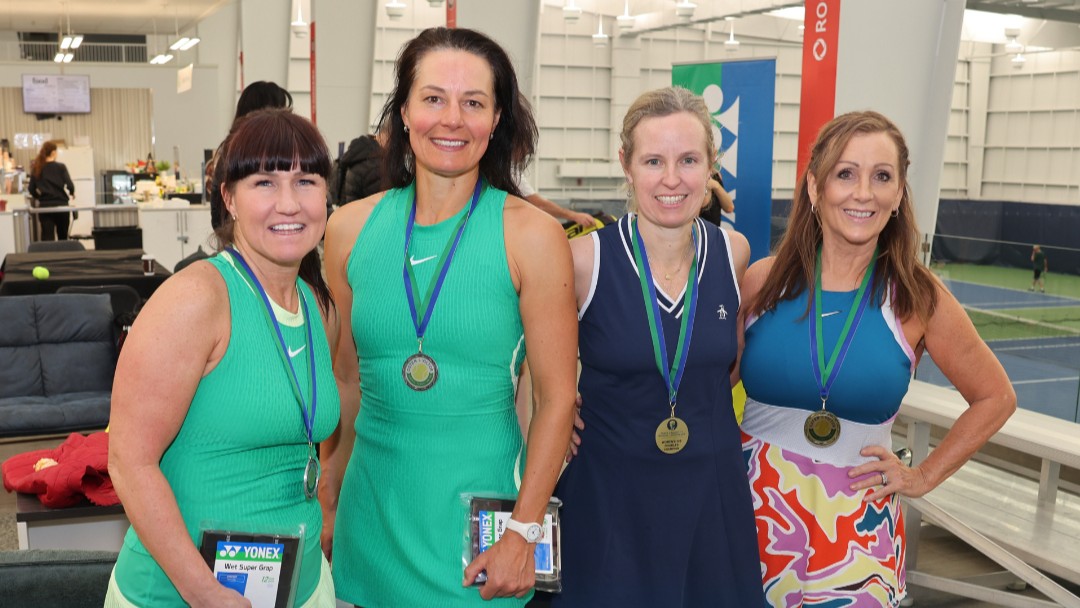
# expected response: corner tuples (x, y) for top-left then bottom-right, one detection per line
(804, 409), (841, 447)
(402, 352), (438, 391)
(655, 416), (690, 454)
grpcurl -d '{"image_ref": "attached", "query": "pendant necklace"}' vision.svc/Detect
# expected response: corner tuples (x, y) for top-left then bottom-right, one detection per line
(401, 179), (483, 391)
(228, 248), (320, 499)
(630, 215), (700, 454)
(805, 246), (877, 447)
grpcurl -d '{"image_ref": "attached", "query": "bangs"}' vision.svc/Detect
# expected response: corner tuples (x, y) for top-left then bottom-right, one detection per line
(222, 110), (331, 185)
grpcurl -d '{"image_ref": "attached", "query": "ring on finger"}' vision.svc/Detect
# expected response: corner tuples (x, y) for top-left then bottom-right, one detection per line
(880, 471), (889, 486)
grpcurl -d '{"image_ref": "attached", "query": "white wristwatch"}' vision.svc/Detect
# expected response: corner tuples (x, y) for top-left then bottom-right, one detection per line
(505, 518), (544, 543)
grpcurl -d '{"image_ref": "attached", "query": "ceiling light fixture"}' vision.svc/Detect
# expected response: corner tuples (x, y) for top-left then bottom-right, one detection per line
(385, 0), (406, 20)
(291, 2), (308, 37)
(675, 1), (696, 20)
(170, 12), (202, 50)
(725, 17), (740, 51)
(149, 19), (174, 65)
(593, 17), (609, 47)
(563, 1), (582, 23)
(1011, 53), (1026, 68)
(617, 0), (636, 31)
(56, 7), (78, 62)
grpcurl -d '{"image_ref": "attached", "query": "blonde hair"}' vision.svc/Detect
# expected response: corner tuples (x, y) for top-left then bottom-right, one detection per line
(619, 87), (716, 211)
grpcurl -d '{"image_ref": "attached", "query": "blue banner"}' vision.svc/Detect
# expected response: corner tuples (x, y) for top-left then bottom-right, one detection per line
(673, 59), (776, 263)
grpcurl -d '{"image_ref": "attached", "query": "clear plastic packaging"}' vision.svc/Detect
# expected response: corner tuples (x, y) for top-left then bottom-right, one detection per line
(198, 521), (305, 608)
(461, 493), (562, 593)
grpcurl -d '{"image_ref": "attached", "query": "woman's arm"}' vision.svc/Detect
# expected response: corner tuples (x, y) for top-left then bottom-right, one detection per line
(733, 257), (774, 387)
(463, 199), (578, 599)
(317, 195), (378, 561)
(851, 277), (1016, 500)
(107, 263), (249, 607)
(60, 163), (75, 197)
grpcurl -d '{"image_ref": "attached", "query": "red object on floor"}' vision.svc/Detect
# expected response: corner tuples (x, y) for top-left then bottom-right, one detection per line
(1, 431), (119, 508)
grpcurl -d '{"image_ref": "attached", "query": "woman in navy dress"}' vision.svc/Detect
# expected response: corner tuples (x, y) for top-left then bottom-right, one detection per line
(552, 87), (764, 607)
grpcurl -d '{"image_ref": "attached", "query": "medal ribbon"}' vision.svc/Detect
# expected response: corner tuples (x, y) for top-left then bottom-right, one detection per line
(809, 246), (878, 404)
(630, 215), (700, 410)
(403, 179), (483, 346)
(227, 248), (317, 445)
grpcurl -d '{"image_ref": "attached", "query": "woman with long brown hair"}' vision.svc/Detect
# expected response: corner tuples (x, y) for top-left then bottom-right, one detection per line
(27, 140), (75, 240)
(738, 111), (1015, 606)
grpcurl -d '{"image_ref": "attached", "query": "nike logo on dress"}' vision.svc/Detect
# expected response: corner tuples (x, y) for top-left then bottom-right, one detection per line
(288, 345), (306, 358)
(410, 254), (438, 266)
(821, 310), (841, 318)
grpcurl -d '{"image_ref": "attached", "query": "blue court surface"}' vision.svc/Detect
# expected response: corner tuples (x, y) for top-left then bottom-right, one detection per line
(915, 280), (1080, 423)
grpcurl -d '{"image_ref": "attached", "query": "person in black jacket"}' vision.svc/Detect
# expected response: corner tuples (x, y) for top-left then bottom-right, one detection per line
(329, 132), (383, 207)
(28, 140), (75, 241)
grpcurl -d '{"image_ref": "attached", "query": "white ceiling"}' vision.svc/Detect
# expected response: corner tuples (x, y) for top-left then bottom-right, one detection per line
(0, 0), (228, 36)
(1, 0), (1078, 39)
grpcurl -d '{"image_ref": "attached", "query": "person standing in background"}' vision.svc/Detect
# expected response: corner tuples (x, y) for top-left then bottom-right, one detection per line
(1030, 244), (1047, 292)
(28, 140), (75, 241)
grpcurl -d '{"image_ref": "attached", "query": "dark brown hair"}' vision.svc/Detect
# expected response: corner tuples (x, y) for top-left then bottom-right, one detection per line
(749, 111), (937, 324)
(213, 109), (333, 312)
(377, 27), (537, 196)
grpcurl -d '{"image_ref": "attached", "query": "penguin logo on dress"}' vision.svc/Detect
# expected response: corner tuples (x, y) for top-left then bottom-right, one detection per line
(717, 304), (728, 320)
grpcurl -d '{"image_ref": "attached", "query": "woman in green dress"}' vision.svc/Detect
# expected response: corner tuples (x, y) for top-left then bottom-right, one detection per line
(321, 27), (578, 607)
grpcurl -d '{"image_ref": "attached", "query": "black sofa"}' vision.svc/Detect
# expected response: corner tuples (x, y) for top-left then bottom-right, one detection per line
(0, 549), (117, 607)
(0, 294), (117, 438)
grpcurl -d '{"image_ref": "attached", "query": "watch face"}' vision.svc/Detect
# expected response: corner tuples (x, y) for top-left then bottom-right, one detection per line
(526, 524), (543, 542)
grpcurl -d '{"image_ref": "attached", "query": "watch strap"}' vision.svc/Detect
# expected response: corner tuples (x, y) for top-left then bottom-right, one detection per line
(505, 517), (543, 543)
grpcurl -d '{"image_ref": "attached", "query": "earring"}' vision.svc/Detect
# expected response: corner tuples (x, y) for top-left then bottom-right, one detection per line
(489, 131), (494, 140)
(810, 204), (818, 215)
(891, 208), (899, 218)
(403, 125), (409, 133)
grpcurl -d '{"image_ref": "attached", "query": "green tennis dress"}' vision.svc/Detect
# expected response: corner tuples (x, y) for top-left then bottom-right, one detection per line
(332, 182), (528, 607)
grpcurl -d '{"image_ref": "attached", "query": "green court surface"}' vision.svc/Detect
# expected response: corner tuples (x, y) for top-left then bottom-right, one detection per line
(936, 263), (1080, 300)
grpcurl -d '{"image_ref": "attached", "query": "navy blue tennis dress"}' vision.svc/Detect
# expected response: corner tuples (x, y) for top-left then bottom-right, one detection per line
(552, 215), (764, 607)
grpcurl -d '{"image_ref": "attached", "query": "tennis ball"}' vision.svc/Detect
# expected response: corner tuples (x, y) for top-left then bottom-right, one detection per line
(32, 266), (49, 280)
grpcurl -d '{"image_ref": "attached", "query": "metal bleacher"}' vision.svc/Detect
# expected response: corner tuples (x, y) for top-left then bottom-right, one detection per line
(898, 381), (1080, 608)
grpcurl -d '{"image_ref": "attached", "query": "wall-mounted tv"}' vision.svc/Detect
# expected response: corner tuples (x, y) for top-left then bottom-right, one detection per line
(22, 74), (91, 114)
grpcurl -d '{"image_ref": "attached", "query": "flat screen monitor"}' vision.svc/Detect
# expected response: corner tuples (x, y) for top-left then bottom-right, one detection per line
(22, 74), (91, 114)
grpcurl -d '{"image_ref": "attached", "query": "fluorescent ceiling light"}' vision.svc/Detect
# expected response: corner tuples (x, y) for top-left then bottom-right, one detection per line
(178, 37), (200, 51)
(62, 53), (74, 63)
(768, 7), (805, 21)
(61, 36), (73, 50)
(70, 35), (82, 49)
(169, 37), (190, 51)
(54, 52), (65, 63)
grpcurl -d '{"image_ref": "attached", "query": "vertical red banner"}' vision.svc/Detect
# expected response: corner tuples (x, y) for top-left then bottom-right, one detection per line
(310, 21), (317, 125)
(447, 0), (457, 28)
(796, 0), (840, 181)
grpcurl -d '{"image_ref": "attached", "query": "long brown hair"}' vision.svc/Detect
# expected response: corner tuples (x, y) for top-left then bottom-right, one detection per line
(213, 109), (333, 313)
(749, 111), (937, 324)
(30, 140), (59, 180)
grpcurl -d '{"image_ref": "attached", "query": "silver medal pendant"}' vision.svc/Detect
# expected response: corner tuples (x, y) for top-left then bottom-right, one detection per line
(303, 443), (320, 499)
(403, 352), (439, 391)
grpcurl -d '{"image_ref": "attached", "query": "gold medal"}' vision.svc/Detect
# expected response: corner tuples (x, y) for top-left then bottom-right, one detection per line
(804, 409), (841, 447)
(655, 416), (690, 454)
(403, 352), (438, 391)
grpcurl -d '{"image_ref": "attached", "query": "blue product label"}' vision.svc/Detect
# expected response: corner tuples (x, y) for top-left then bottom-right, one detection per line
(217, 571), (248, 594)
